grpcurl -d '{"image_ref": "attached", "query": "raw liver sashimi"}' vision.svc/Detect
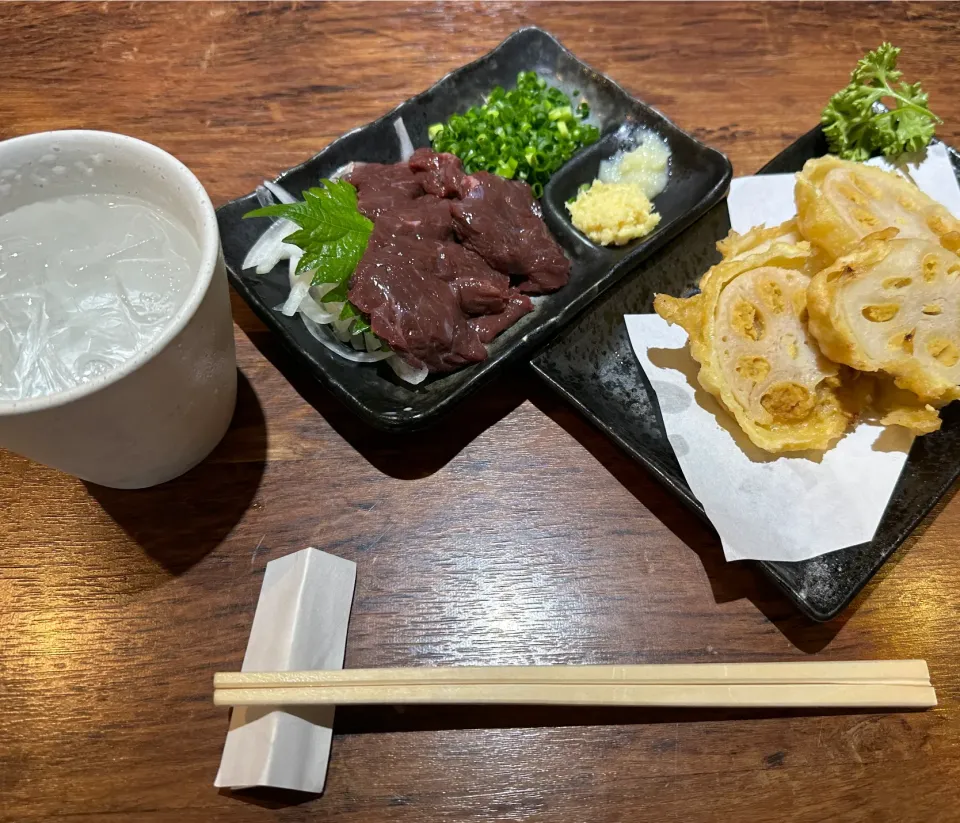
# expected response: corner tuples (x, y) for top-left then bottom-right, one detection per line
(450, 172), (570, 294)
(346, 163), (423, 219)
(368, 196), (455, 247)
(343, 156), (566, 373)
(434, 242), (511, 316)
(409, 148), (465, 199)
(468, 291), (534, 343)
(348, 237), (486, 372)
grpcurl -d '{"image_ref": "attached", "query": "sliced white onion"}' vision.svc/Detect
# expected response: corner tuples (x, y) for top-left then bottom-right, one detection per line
(281, 260), (310, 317)
(298, 295), (340, 325)
(263, 179), (297, 204)
(364, 332), (380, 353)
(243, 217), (298, 272)
(254, 184), (274, 208)
(319, 301), (346, 319)
(387, 356), (429, 385)
(297, 283), (344, 324)
(247, 184), (299, 273)
(299, 314), (393, 362)
(256, 242), (299, 275)
(393, 117), (415, 162)
(331, 316), (355, 339)
(329, 161), (357, 182)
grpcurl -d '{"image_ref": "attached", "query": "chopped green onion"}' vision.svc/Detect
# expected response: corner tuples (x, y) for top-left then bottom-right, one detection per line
(427, 71), (599, 197)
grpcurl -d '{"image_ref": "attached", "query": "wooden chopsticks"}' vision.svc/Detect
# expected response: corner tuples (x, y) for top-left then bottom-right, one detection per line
(213, 661), (936, 709)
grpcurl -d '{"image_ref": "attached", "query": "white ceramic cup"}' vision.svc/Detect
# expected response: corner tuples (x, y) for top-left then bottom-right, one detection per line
(0, 130), (237, 488)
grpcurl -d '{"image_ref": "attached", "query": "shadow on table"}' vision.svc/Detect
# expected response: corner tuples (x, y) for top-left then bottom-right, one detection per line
(334, 702), (920, 737)
(219, 787), (319, 809)
(838, 481), (958, 616)
(217, 695), (926, 811)
(526, 378), (861, 654)
(244, 328), (528, 479)
(85, 370), (267, 575)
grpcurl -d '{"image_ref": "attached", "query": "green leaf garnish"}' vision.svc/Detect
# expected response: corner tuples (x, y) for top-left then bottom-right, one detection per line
(352, 317), (372, 335)
(338, 299), (371, 336)
(244, 179), (373, 282)
(822, 42), (941, 161)
(244, 179), (375, 337)
(322, 281), (350, 305)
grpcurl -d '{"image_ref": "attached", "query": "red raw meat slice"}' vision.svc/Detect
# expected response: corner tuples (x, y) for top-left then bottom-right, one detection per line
(450, 172), (570, 294)
(348, 236), (486, 372)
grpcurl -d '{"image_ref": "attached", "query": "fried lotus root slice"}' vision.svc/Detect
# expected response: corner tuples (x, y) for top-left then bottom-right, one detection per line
(717, 220), (801, 260)
(795, 156), (960, 262)
(873, 380), (942, 435)
(654, 243), (851, 453)
(717, 220), (831, 273)
(835, 371), (942, 435)
(807, 235), (960, 407)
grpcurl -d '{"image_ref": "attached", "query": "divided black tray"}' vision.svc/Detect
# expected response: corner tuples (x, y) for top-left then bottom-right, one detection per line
(217, 27), (731, 430)
(531, 125), (960, 621)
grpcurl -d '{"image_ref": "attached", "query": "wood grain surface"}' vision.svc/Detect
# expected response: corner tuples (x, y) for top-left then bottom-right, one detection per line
(2, 3), (960, 822)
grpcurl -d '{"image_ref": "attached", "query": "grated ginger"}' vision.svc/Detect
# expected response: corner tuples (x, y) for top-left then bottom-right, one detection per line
(566, 180), (661, 246)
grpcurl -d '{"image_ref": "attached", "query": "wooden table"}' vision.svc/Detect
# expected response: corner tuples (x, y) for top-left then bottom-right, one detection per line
(2, 3), (959, 821)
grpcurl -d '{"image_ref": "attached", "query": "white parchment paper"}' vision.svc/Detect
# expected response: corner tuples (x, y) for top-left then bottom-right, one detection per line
(625, 144), (960, 562)
(626, 315), (912, 561)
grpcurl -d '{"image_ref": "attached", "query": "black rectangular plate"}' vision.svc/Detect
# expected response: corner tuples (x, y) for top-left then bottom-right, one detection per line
(531, 126), (960, 622)
(217, 27), (731, 431)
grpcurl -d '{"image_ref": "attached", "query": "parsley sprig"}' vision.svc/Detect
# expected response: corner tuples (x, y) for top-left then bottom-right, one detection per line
(822, 43), (940, 161)
(244, 179), (372, 305)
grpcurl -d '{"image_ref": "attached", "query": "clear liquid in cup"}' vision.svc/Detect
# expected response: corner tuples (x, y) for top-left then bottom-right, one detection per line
(0, 193), (200, 402)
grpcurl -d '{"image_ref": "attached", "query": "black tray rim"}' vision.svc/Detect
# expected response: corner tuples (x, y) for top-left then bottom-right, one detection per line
(531, 125), (960, 621)
(218, 26), (733, 432)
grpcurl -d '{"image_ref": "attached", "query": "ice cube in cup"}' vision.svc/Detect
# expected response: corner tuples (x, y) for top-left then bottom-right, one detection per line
(0, 131), (236, 488)
(0, 193), (201, 399)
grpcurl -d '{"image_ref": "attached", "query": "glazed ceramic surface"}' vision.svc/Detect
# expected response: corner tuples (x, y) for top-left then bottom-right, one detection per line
(0, 130), (236, 489)
(532, 128), (960, 621)
(217, 27), (731, 430)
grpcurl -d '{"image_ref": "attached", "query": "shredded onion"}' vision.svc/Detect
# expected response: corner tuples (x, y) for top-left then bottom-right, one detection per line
(329, 161), (357, 182)
(387, 356), (429, 385)
(330, 316), (355, 342)
(394, 117), (415, 162)
(242, 218), (299, 273)
(254, 185), (274, 208)
(299, 314), (393, 363)
(298, 295), (339, 324)
(281, 260), (310, 316)
(263, 179), (296, 204)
